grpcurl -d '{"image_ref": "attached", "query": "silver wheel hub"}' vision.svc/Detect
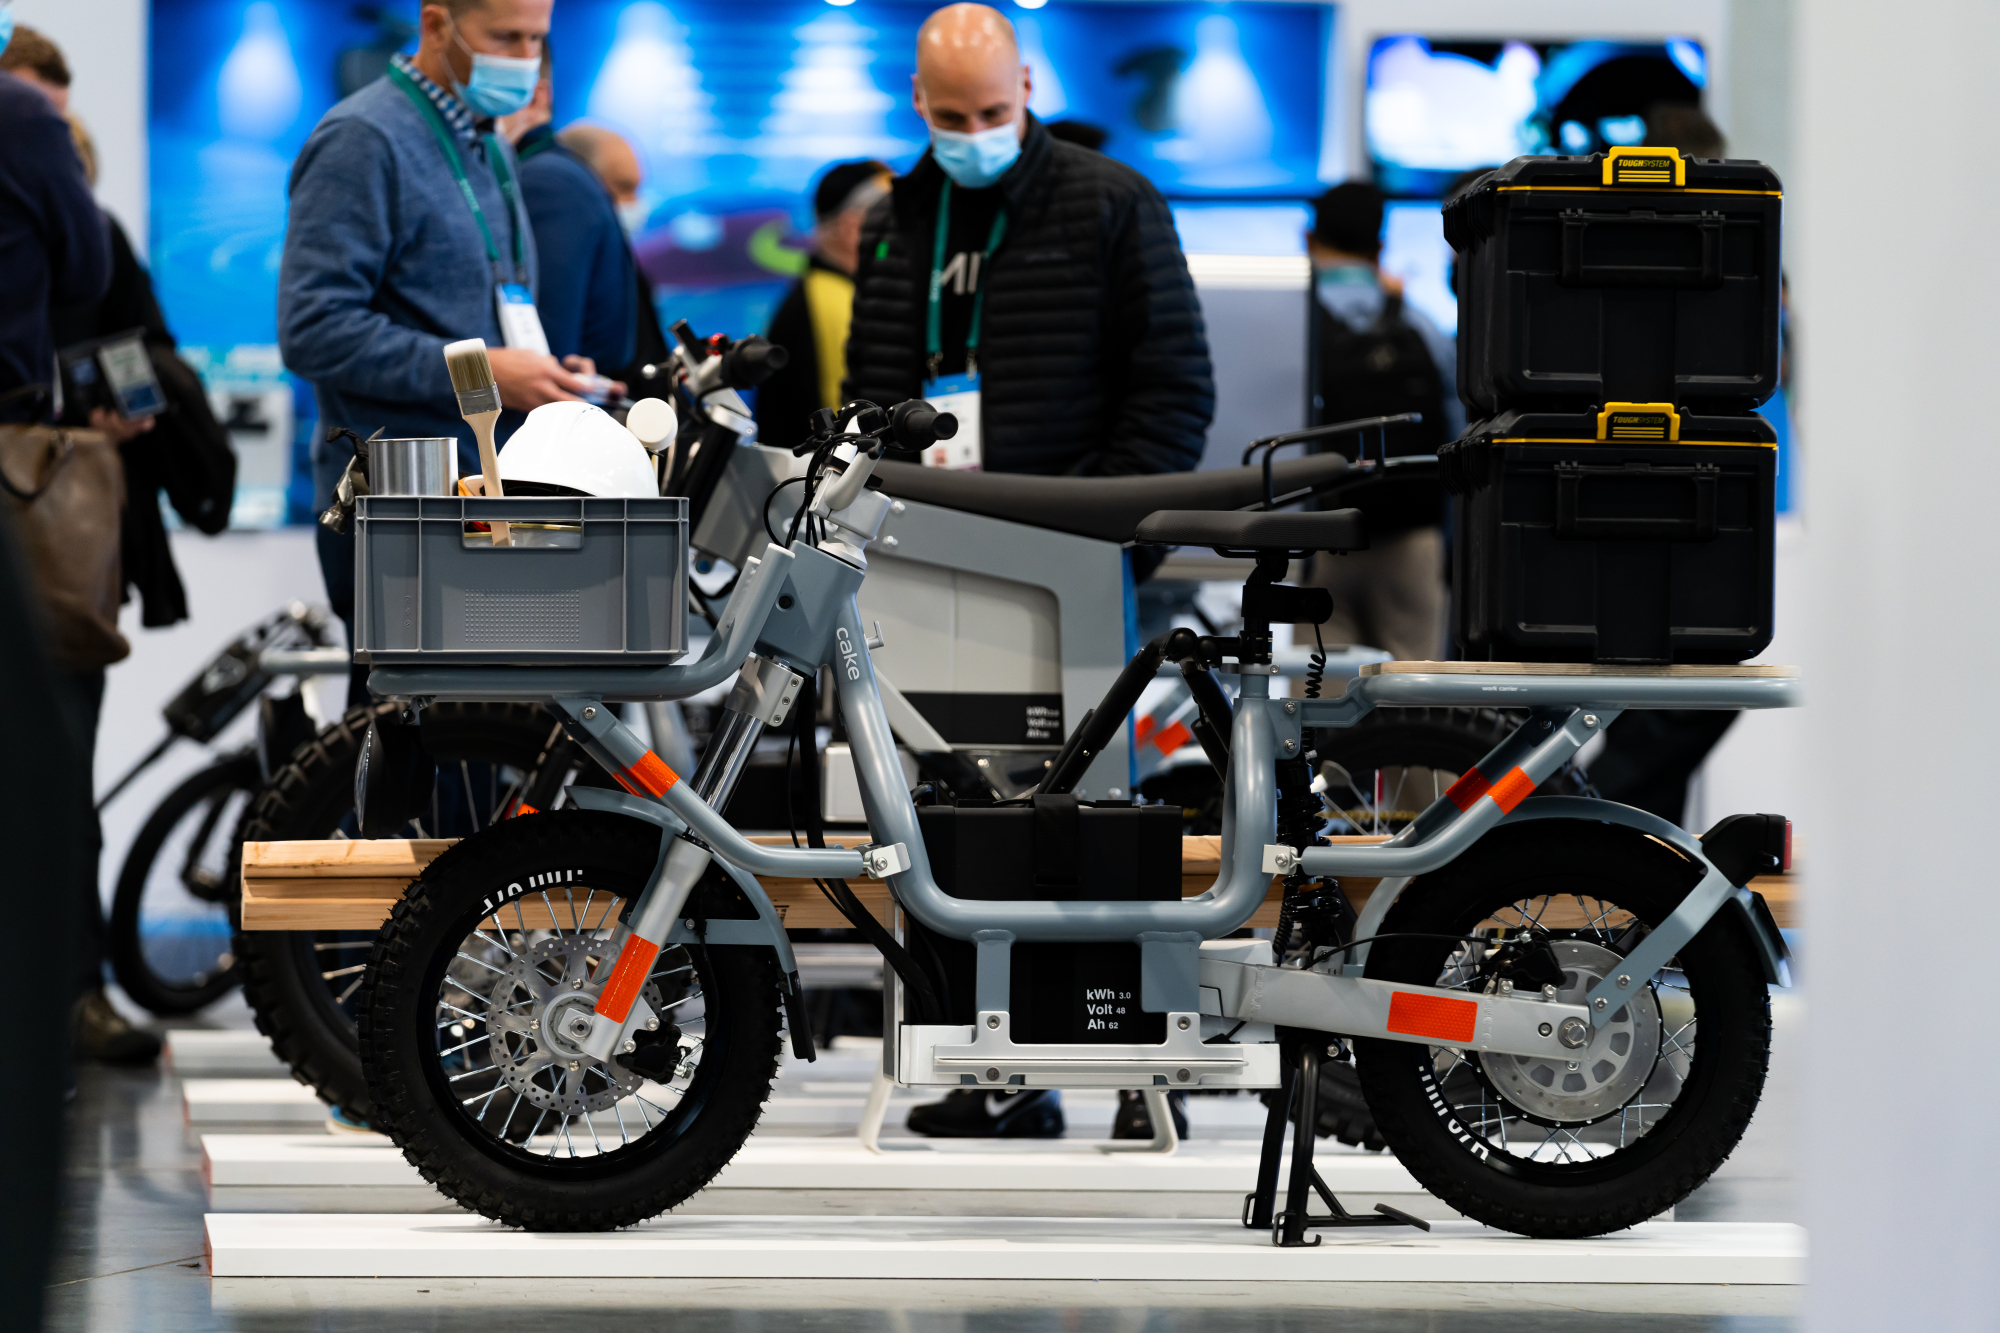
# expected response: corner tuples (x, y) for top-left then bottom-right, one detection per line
(1478, 939), (1660, 1123)
(485, 935), (661, 1116)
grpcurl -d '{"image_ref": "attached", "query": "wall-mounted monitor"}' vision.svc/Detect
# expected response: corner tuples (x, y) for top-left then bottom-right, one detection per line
(1365, 35), (1708, 198)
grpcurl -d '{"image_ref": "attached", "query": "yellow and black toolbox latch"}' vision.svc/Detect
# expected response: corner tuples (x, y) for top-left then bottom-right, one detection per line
(1596, 402), (1681, 441)
(1601, 146), (1686, 187)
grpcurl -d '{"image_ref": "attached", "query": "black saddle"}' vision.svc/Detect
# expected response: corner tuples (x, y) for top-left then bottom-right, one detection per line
(1133, 508), (1366, 556)
(873, 453), (1350, 544)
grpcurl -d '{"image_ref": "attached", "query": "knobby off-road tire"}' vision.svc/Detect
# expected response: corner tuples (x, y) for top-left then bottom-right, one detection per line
(1355, 820), (1772, 1237)
(231, 702), (563, 1117)
(1258, 708), (1591, 1150)
(108, 753), (260, 1014)
(358, 811), (783, 1230)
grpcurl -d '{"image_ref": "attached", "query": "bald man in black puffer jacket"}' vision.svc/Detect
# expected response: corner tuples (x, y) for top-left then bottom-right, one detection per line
(845, 111), (1214, 477)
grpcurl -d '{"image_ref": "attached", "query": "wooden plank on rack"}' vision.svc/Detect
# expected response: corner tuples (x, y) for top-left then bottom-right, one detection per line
(242, 839), (455, 878)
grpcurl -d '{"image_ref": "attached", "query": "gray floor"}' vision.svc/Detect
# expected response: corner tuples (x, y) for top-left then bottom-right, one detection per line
(45, 991), (1802, 1331)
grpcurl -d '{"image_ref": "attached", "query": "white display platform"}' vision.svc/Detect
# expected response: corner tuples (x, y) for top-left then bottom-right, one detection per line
(201, 1134), (1417, 1196)
(202, 1213), (1804, 1283)
(183, 1079), (327, 1126)
(165, 1030), (286, 1077)
(182, 1074), (1274, 1133)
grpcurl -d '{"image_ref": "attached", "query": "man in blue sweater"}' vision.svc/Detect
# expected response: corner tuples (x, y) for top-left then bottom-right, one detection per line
(279, 0), (608, 643)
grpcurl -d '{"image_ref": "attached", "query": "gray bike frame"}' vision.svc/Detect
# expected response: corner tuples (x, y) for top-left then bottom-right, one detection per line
(371, 516), (1797, 1058)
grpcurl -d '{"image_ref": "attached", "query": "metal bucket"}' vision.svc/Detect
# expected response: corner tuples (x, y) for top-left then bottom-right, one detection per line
(369, 437), (458, 496)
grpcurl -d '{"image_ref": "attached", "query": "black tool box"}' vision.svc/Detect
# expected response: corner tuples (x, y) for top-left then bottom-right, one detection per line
(1444, 147), (1782, 417)
(1443, 407), (1777, 665)
(910, 796), (1181, 1042)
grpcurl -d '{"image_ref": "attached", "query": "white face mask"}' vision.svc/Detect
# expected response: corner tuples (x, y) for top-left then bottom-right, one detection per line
(616, 200), (649, 238)
(929, 120), (1021, 190)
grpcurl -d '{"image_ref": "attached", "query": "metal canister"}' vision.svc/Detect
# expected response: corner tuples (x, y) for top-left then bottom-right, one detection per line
(369, 437), (458, 496)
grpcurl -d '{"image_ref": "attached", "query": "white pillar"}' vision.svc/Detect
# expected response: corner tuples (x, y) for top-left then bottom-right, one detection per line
(1796, 1), (2000, 1327)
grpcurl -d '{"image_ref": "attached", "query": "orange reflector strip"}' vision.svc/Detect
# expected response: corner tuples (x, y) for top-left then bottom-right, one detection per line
(1133, 715), (1157, 745)
(1386, 991), (1478, 1044)
(622, 750), (680, 798)
(515, 802), (539, 817)
(1445, 769), (1492, 811)
(593, 933), (661, 1023)
(1489, 767), (1537, 814)
(1153, 719), (1194, 755)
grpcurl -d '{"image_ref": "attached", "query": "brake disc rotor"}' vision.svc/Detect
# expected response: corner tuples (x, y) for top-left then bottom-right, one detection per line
(485, 935), (662, 1116)
(1477, 938), (1661, 1124)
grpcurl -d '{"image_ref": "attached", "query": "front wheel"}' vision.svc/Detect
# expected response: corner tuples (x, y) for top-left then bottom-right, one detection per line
(108, 753), (259, 1014)
(358, 811), (782, 1231)
(1355, 819), (1771, 1237)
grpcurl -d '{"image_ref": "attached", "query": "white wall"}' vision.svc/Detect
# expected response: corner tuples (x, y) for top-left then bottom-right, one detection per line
(1795, 0), (2000, 1327)
(13, 0), (148, 251)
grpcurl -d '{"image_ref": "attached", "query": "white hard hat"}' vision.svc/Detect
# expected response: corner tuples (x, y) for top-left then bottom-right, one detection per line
(498, 401), (657, 498)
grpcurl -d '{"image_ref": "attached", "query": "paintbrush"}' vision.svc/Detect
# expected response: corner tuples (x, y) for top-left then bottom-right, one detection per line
(443, 338), (510, 546)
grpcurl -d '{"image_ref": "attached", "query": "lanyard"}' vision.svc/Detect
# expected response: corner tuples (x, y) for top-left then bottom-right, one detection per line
(388, 63), (526, 283)
(926, 178), (1008, 378)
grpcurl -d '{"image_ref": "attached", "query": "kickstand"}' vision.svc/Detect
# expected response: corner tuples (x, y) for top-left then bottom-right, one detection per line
(1243, 1033), (1431, 1247)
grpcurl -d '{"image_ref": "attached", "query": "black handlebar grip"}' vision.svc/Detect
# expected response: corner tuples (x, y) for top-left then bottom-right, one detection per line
(888, 399), (958, 449)
(719, 336), (789, 389)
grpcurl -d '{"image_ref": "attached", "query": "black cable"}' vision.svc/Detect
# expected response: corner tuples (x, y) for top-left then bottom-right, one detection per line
(1303, 621), (1327, 700)
(687, 582), (718, 630)
(782, 671), (944, 1024)
(764, 476), (811, 546)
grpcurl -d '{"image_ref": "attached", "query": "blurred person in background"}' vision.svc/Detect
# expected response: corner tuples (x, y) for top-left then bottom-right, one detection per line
(856, 2), (1210, 1143)
(51, 110), (238, 1067)
(280, 0), (611, 678)
(845, 2), (1212, 478)
(0, 23), (145, 1070)
(756, 159), (892, 450)
(0, 20), (105, 419)
(557, 122), (670, 389)
(500, 44), (642, 378)
(0, 16), (65, 109)
(0, 504), (87, 1330)
(1295, 181), (1455, 664)
(1578, 102), (1741, 829)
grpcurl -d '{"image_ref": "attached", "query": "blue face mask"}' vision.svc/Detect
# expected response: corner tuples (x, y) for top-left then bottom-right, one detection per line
(450, 24), (541, 119)
(0, 5), (15, 56)
(930, 121), (1021, 190)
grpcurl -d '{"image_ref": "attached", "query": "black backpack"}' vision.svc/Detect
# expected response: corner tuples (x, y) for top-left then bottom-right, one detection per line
(1308, 290), (1449, 460)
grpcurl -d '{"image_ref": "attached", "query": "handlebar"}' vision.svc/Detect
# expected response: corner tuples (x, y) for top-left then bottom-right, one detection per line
(718, 336), (788, 389)
(888, 398), (957, 451)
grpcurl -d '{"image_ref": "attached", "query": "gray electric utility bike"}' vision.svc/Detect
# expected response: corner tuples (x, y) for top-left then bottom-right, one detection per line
(354, 401), (1796, 1242)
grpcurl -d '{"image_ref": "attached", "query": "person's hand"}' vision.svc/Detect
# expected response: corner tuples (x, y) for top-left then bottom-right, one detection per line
(561, 355), (626, 400)
(87, 406), (156, 444)
(488, 347), (591, 411)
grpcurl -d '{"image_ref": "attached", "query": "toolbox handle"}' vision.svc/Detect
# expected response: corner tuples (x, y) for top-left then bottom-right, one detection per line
(1554, 461), (1720, 542)
(1560, 210), (1724, 289)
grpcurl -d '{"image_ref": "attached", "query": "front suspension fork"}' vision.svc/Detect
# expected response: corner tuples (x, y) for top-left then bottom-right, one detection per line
(548, 654), (806, 1061)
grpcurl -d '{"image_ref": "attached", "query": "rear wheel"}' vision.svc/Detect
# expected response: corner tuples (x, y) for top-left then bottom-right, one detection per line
(1355, 820), (1772, 1236)
(359, 812), (782, 1230)
(232, 703), (572, 1117)
(107, 754), (260, 1015)
(1258, 708), (1590, 1150)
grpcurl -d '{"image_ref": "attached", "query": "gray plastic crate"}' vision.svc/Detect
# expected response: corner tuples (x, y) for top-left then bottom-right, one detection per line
(353, 495), (687, 665)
